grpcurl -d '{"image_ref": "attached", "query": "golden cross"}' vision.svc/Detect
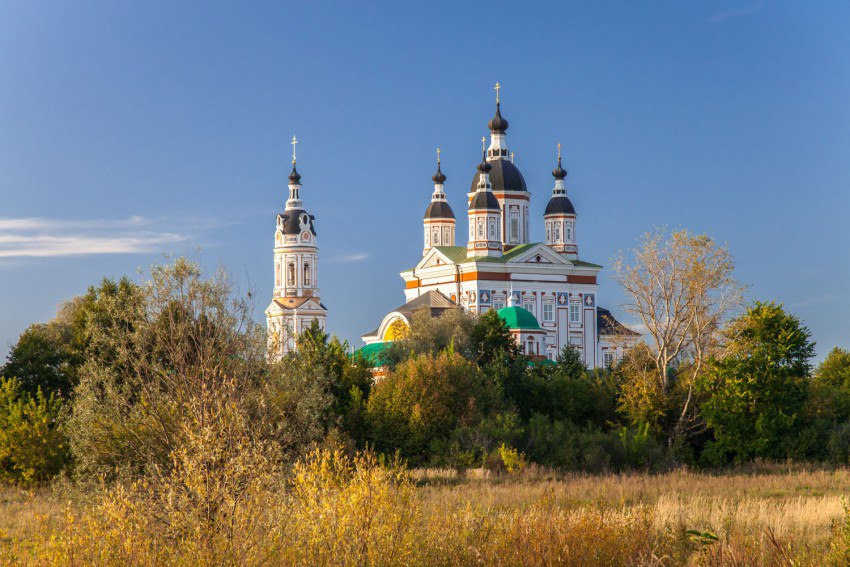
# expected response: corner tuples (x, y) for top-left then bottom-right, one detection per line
(481, 136), (486, 154)
(494, 82), (501, 104)
(511, 151), (515, 163)
(291, 135), (298, 164)
(436, 147), (441, 165)
(557, 142), (561, 159)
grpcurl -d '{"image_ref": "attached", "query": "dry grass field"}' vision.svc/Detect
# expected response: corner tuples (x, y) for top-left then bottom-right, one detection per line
(2, 462), (850, 565)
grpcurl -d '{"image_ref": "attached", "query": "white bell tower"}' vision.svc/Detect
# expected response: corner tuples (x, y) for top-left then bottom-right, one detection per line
(266, 136), (328, 356)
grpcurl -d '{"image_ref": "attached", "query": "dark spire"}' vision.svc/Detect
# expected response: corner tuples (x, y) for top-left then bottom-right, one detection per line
(552, 143), (567, 180)
(552, 156), (567, 180)
(478, 151), (492, 174)
(432, 148), (446, 184)
(477, 137), (492, 173)
(487, 102), (509, 133)
(288, 163), (302, 184)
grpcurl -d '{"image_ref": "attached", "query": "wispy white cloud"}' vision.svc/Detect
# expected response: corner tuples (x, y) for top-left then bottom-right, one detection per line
(326, 252), (370, 263)
(0, 215), (151, 231)
(791, 293), (850, 309)
(709, 1), (763, 24)
(0, 215), (189, 260)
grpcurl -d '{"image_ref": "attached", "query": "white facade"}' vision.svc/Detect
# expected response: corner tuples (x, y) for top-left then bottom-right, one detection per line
(401, 244), (605, 367)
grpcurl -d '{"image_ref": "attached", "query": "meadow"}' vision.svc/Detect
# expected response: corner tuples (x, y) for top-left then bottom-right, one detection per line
(3, 461), (850, 566)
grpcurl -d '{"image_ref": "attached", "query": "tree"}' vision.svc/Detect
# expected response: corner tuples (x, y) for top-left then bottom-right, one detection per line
(67, 258), (293, 477)
(0, 378), (69, 486)
(383, 308), (477, 365)
(2, 324), (73, 398)
(366, 352), (496, 462)
(807, 347), (850, 423)
(613, 228), (744, 444)
(471, 309), (519, 367)
(698, 301), (815, 462)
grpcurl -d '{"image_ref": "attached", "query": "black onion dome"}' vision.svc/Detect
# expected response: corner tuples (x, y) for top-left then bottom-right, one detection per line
(288, 164), (301, 184)
(477, 158), (492, 174)
(469, 190), (500, 211)
(470, 159), (527, 193)
(279, 209), (316, 235)
(432, 163), (447, 184)
(424, 200), (455, 220)
(552, 156), (567, 180)
(487, 103), (509, 133)
(544, 195), (576, 216)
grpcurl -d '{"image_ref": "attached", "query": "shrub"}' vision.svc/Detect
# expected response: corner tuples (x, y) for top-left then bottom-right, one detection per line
(366, 352), (496, 462)
(0, 377), (69, 486)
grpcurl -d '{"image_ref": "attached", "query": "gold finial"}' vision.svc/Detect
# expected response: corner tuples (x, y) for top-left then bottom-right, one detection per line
(291, 135), (298, 164)
(511, 151), (515, 163)
(494, 82), (501, 104)
(436, 147), (441, 165)
(557, 142), (561, 160)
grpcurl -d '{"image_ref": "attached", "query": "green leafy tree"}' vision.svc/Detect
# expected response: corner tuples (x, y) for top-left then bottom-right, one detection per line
(0, 378), (69, 486)
(384, 308), (477, 365)
(67, 259), (300, 477)
(698, 301), (815, 462)
(471, 309), (519, 367)
(366, 352), (496, 462)
(2, 324), (73, 398)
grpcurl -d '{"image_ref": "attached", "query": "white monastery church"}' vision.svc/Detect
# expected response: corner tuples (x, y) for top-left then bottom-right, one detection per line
(268, 86), (638, 368)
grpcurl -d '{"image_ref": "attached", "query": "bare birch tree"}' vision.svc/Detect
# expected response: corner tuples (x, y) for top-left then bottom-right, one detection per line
(613, 228), (744, 442)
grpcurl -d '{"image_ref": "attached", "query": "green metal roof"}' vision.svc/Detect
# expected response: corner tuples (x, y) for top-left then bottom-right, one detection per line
(433, 246), (470, 263)
(353, 341), (393, 367)
(497, 306), (541, 330)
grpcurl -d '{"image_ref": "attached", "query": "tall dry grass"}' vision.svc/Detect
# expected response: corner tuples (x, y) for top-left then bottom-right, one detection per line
(4, 461), (850, 566)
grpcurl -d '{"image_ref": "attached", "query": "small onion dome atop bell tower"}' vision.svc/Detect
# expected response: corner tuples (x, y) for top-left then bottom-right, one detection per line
(424, 150), (455, 220)
(544, 145), (576, 216)
(288, 163), (302, 185)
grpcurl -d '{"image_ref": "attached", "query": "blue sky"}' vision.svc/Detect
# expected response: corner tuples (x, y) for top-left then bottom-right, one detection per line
(1, 1), (848, 360)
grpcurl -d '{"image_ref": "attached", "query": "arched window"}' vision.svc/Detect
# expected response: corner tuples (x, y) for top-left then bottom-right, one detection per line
(287, 263), (295, 286)
(527, 337), (535, 355)
(303, 262), (311, 286)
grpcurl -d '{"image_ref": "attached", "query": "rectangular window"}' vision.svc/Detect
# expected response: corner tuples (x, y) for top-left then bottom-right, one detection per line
(287, 263), (295, 286)
(554, 223), (561, 242)
(489, 218), (496, 239)
(566, 221), (573, 242)
(510, 211), (519, 243)
(493, 297), (505, 310)
(604, 352), (615, 368)
(304, 262), (311, 286)
(477, 219), (484, 239)
(275, 262), (281, 287)
(570, 304), (580, 323)
(522, 301), (535, 317)
(546, 223), (551, 243)
(543, 303), (553, 322)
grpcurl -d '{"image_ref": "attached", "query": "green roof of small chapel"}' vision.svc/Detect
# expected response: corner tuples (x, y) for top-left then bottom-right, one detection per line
(497, 306), (541, 330)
